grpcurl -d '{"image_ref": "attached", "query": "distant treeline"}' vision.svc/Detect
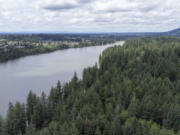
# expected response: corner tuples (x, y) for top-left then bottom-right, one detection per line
(0, 32), (170, 63)
(0, 43), (69, 62)
(0, 34), (125, 62)
(0, 34), (132, 42)
(0, 33), (158, 62)
(1, 37), (180, 135)
(1, 26), (180, 42)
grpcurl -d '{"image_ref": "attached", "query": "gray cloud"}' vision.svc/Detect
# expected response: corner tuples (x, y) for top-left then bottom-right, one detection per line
(43, 0), (96, 11)
(93, 18), (113, 23)
(95, 2), (160, 13)
(140, 5), (158, 12)
(43, 4), (78, 11)
(77, 0), (95, 4)
(105, 8), (132, 13)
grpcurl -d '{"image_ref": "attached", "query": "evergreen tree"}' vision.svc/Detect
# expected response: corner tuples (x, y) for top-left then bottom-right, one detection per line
(6, 102), (26, 135)
(27, 91), (37, 125)
(163, 104), (180, 131)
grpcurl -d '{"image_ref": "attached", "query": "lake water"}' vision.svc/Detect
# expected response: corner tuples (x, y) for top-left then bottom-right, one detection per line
(0, 41), (124, 117)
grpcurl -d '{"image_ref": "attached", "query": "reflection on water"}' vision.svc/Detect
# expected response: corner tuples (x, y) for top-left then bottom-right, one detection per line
(0, 41), (124, 117)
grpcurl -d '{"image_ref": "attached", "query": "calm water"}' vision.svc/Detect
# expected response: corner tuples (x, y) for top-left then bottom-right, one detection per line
(0, 41), (124, 117)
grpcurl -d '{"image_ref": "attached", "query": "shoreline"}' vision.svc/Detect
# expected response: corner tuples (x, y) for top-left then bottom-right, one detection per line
(0, 41), (123, 64)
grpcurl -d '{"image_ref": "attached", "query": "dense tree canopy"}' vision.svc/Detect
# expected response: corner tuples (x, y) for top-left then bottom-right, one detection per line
(1, 37), (180, 135)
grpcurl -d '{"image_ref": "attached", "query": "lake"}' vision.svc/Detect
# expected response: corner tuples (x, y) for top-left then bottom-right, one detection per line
(0, 41), (124, 117)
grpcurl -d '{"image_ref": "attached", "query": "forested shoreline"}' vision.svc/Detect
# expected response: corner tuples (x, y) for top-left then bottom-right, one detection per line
(1, 37), (180, 135)
(0, 34), (128, 62)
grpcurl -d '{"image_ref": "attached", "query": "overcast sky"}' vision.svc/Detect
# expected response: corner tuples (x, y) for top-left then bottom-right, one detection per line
(0, 0), (179, 33)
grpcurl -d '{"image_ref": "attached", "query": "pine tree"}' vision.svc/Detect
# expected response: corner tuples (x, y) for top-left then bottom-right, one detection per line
(57, 80), (63, 104)
(163, 104), (180, 131)
(6, 102), (26, 135)
(32, 98), (43, 129)
(27, 91), (37, 125)
(6, 103), (14, 135)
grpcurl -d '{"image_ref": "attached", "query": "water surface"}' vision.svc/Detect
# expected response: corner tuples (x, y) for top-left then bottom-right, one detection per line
(0, 41), (124, 117)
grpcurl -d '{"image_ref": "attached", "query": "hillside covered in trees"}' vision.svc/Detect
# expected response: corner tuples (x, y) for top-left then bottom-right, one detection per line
(1, 37), (180, 135)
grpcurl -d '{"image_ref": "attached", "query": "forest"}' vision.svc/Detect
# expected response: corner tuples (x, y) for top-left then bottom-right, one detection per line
(1, 37), (180, 135)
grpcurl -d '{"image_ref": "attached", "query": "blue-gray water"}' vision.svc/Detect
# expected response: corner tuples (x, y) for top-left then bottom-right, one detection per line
(0, 41), (124, 117)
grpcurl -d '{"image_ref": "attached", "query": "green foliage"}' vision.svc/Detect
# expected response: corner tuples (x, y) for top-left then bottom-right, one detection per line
(25, 125), (36, 135)
(27, 91), (37, 125)
(163, 104), (180, 131)
(3, 37), (180, 135)
(6, 102), (26, 135)
(0, 116), (6, 135)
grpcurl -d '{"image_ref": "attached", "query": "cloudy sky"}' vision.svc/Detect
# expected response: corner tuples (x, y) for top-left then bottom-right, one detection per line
(0, 0), (179, 33)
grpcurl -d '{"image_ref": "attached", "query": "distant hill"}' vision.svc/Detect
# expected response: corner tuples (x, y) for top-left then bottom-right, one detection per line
(125, 28), (180, 37)
(167, 28), (180, 36)
(101, 28), (180, 37)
